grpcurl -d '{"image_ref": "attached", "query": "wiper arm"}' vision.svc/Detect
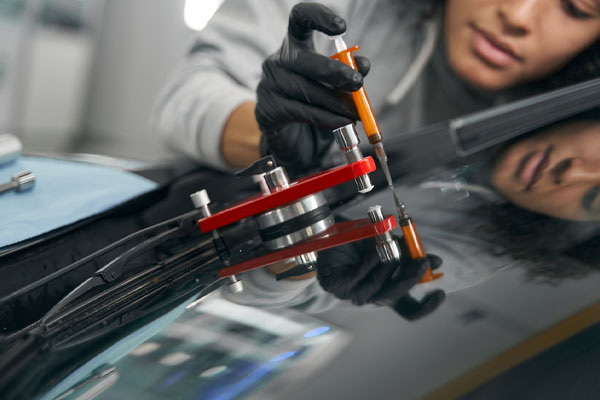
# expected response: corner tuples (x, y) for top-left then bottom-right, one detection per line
(47, 246), (221, 349)
(43, 237), (216, 331)
(40, 227), (181, 326)
(0, 209), (204, 306)
(39, 211), (207, 327)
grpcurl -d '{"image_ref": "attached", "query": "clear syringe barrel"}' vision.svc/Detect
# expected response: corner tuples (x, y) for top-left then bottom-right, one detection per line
(330, 36), (382, 144)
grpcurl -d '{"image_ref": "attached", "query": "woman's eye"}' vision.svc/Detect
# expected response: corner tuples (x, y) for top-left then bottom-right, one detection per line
(561, 0), (593, 19)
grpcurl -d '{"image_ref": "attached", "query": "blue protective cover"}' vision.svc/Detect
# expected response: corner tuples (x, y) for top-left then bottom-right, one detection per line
(0, 156), (158, 248)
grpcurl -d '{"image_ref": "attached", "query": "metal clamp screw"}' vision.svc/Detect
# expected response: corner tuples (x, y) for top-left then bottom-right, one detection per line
(367, 205), (401, 263)
(333, 124), (373, 193)
(0, 171), (35, 195)
(190, 189), (244, 293)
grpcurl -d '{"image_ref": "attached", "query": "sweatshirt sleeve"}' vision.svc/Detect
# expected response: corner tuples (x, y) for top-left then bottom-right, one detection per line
(153, 0), (293, 170)
(153, 0), (357, 170)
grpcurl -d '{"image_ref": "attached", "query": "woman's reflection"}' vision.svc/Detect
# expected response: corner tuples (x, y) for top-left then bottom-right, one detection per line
(491, 119), (600, 220)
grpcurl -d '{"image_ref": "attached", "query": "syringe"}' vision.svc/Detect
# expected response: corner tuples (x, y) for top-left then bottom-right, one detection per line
(329, 36), (404, 215)
(330, 35), (441, 283)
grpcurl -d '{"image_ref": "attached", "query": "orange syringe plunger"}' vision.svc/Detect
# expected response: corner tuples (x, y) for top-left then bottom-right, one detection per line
(331, 38), (382, 145)
(331, 36), (441, 285)
(398, 215), (443, 284)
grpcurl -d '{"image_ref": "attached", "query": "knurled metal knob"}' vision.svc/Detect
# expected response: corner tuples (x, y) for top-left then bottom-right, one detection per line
(190, 189), (212, 218)
(367, 205), (401, 263)
(333, 124), (373, 194)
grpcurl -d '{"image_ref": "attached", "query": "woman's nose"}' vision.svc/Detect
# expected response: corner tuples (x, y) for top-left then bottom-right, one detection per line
(553, 158), (600, 185)
(497, 0), (541, 36)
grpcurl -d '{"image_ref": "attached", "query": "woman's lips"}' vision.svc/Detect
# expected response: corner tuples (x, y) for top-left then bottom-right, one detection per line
(515, 146), (553, 190)
(471, 25), (521, 68)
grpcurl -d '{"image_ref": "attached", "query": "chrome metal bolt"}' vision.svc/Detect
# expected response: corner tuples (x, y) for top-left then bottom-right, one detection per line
(190, 189), (212, 218)
(264, 166), (290, 192)
(191, 189), (243, 293)
(367, 204), (385, 224)
(227, 275), (244, 294)
(367, 205), (401, 263)
(333, 124), (373, 194)
(294, 251), (317, 266)
(253, 174), (270, 195)
(0, 171), (35, 195)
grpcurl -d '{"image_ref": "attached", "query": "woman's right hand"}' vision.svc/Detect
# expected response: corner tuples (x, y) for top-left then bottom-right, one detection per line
(316, 235), (446, 321)
(255, 2), (370, 176)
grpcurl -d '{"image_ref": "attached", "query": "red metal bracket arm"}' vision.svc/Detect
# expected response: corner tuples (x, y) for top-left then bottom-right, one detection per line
(198, 156), (376, 233)
(218, 215), (396, 277)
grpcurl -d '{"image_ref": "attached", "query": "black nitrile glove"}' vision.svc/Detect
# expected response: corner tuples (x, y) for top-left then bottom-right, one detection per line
(255, 2), (371, 177)
(316, 235), (446, 321)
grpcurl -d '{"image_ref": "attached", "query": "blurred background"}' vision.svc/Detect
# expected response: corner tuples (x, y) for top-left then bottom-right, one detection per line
(0, 0), (222, 162)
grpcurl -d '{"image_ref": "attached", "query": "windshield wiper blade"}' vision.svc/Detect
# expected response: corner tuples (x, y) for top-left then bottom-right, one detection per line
(39, 212), (207, 327)
(50, 250), (221, 349)
(0, 209), (205, 306)
(44, 239), (216, 331)
(40, 227), (179, 325)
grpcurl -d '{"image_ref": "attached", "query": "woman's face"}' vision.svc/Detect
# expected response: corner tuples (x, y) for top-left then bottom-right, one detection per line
(445, 0), (600, 91)
(491, 121), (600, 220)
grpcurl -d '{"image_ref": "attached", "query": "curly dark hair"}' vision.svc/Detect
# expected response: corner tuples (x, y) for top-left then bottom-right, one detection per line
(536, 40), (600, 91)
(470, 200), (600, 285)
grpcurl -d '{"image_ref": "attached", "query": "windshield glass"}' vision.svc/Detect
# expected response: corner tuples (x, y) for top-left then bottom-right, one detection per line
(1, 1), (599, 398)
(31, 155), (600, 400)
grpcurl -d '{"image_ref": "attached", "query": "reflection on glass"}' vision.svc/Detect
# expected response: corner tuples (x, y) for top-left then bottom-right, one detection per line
(56, 294), (349, 400)
(159, 351), (193, 367)
(491, 119), (600, 221)
(130, 341), (161, 356)
(199, 365), (229, 378)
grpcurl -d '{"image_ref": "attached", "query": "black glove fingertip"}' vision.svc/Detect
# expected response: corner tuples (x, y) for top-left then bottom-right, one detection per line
(331, 16), (346, 32)
(349, 72), (363, 91)
(389, 255), (428, 284)
(428, 254), (443, 270)
(423, 289), (446, 305)
(394, 290), (445, 321)
(354, 56), (371, 78)
(413, 256), (432, 279)
(333, 68), (363, 92)
(408, 290), (445, 320)
(289, 4), (346, 39)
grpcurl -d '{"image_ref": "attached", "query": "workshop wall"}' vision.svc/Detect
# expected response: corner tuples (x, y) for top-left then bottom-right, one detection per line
(0, 0), (96, 153)
(0, 14), (22, 135)
(79, 0), (190, 162)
